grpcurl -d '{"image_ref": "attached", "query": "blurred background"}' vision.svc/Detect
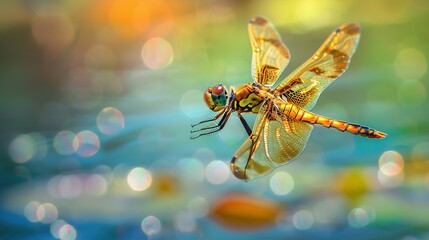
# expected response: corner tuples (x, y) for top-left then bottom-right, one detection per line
(1, 0), (428, 239)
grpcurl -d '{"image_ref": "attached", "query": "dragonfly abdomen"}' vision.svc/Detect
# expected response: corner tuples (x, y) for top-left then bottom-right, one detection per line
(281, 103), (386, 139)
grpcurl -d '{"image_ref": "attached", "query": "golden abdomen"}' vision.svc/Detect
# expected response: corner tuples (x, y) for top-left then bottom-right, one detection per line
(279, 103), (386, 139)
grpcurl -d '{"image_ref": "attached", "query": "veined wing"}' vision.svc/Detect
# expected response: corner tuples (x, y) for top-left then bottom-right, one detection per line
(230, 100), (313, 180)
(248, 17), (290, 86)
(275, 23), (360, 110)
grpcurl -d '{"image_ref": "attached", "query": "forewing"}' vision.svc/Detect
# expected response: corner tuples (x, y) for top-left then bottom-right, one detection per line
(248, 16), (290, 86)
(275, 24), (360, 110)
(230, 102), (313, 180)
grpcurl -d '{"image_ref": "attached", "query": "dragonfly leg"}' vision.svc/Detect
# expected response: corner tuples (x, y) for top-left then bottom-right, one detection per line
(190, 109), (232, 139)
(237, 111), (252, 136)
(191, 108), (226, 128)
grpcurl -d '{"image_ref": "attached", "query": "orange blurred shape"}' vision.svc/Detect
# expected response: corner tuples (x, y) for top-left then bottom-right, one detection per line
(210, 193), (283, 230)
(31, 8), (75, 56)
(152, 173), (178, 197)
(108, 0), (148, 37)
(89, 0), (174, 38)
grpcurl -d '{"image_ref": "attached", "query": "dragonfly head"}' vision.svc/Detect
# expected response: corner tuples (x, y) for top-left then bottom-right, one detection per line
(204, 84), (229, 112)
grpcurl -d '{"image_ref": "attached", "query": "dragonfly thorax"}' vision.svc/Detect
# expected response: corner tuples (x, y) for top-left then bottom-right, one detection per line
(203, 84), (229, 112)
(232, 82), (269, 114)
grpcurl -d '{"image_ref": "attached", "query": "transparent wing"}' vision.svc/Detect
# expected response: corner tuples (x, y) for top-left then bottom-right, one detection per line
(230, 101), (313, 180)
(275, 23), (360, 110)
(248, 16), (290, 86)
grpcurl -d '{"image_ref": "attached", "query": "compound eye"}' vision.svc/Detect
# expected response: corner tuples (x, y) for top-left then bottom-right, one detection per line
(212, 84), (224, 95)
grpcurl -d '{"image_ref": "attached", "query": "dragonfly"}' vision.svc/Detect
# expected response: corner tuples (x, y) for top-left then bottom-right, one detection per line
(191, 17), (386, 180)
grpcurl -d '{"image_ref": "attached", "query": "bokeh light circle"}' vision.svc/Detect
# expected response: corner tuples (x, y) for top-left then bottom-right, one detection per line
(24, 201), (41, 222)
(293, 210), (314, 230)
(53, 131), (76, 155)
(205, 160), (229, 184)
(94, 165), (113, 182)
(9, 134), (36, 163)
(84, 174), (108, 196)
(180, 89), (205, 118)
(294, 1), (333, 32)
(73, 130), (100, 157)
(141, 37), (174, 69)
(394, 48), (427, 81)
(127, 167), (152, 191)
(377, 169), (404, 188)
(96, 107), (125, 135)
(313, 197), (347, 225)
(58, 175), (83, 199)
(270, 171), (294, 195)
(32, 8), (75, 52)
(50, 219), (67, 238)
(379, 150), (404, 176)
(59, 223), (77, 240)
(348, 208), (371, 228)
(187, 197), (210, 218)
(177, 158), (205, 182)
(36, 202), (58, 224)
(141, 215), (162, 236)
(174, 211), (196, 232)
